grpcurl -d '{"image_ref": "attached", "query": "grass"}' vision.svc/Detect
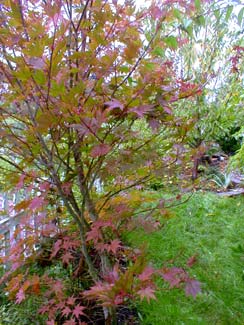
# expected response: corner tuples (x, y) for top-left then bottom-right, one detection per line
(128, 192), (244, 325)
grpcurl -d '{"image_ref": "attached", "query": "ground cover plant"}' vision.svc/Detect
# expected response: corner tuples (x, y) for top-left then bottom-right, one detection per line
(128, 192), (244, 324)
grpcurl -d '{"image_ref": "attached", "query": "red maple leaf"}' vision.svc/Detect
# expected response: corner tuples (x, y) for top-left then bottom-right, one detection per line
(62, 252), (74, 265)
(72, 304), (86, 319)
(90, 143), (111, 158)
(151, 5), (163, 19)
(185, 279), (201, 298)
(137, 286), (156, 302)
(83, 282), (111, 299)
(104, 99), (124, 111)
(39, 181), (51, 191)
(57, 301), (65, 310)
(138, 266), (155, 282)
(70, 118), (99, 136)
(52, 280), (64, 295)
(106, 239), (121, 254)
(66, 296), (77, 306)
(113, 293), (124, 305)
(16, 288), (25, 304)
(38, 304), (50, 315)
(51, 239), (62, 258)
(61, 182), (72, 195)
(129, 104), (155, 118)
(161, 267), (185, 288)
(29, 196), (46, 210)
(148, 118), (161, 131)
(27, 57), (45, 70)
(62, 237), (80, 250)
(86, 224), (103, 243)
(62, 306), (72, 317)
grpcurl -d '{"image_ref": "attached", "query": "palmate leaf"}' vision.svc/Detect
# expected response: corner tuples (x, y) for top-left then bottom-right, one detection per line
(90, 143), (111, 158)
(164, 36), (178, 49)
(28, 196), (47, 210)
(72, 304), (86, 319)
(106, 239), (122, 254)
(225, 5), (233, 22)
(62, 306), (72, 317)
(66, 297), (77, 306)
(185, 279), (201, 298)
(129, 105), (155, 118)
(27, 57), (46, 70)
(138, 266), (155, 282)
(104, 99), (124, 111)
(161, 267), (184, 288)
(61, 252), (74, 265)
(137, 286), (156, 303)
(16, 288), (25, 304)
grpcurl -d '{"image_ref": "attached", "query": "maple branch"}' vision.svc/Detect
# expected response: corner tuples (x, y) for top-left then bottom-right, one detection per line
(75, 0), (90, 32)
(36, 156), (98, 279)
(46, 27), (57, 111)
(132, 192), (194, 218)
(17, 0), (29, 41)
(79, 118), (104, 143)
(0, 46), (56, 170)
(164, 192), (194, 209)
(98, 175), (152, 214)
(64, 0), (76, 32)
(133, 127), (167, 153)
(0, 156), (26, 174)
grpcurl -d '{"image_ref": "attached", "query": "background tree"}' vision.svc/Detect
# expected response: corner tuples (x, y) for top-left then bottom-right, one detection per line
(163, 0), (244, 178)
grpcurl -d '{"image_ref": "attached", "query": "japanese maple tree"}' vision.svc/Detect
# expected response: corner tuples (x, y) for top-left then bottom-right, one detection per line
(0, 0), (205, 323)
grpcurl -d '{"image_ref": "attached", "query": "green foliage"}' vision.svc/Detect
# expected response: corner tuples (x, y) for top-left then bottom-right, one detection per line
(0, 299), (46, 325)
(216, 127), (242, 155)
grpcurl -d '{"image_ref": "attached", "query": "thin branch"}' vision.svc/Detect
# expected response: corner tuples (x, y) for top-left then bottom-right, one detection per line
(132, 191), (194, 217)
(98, 175), (152, 214)
(46, 23), (58, 111)
(0, 156), (26, 174)
(17, 0), (29, 41)
(75, 0), (90, 32)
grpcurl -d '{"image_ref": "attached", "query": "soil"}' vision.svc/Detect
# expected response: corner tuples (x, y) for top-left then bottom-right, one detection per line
(83, 306), (140, 324)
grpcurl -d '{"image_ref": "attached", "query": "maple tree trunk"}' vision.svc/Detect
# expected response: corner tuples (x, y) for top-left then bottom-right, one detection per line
(192, 157), (200, 180)
(105, 307), (117, 325)
(80, 231), (99, 281)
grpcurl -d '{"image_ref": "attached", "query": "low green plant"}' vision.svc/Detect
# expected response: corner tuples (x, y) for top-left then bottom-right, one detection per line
(211, 172), (232, 190)
(0, 299), (46, 325)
